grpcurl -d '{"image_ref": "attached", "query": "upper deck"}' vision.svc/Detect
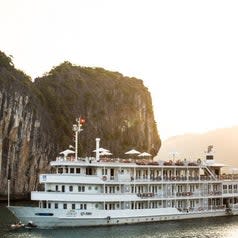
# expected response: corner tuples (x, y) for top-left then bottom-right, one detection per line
(49, 156), (238, 183)
(51, 157), (202, 168)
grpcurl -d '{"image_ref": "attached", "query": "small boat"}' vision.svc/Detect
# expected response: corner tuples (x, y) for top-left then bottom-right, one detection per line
(25, 221), (37, 228)
(10, 222), (24, 230)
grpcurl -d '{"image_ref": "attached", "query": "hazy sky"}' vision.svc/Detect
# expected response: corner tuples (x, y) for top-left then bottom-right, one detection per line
(1, 0), (238, 139)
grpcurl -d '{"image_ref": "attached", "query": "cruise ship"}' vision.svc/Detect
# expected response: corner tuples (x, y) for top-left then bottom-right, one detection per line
(7, 118), (238, 228)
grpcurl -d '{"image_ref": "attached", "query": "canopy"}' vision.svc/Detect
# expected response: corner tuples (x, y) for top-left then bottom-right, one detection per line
(100, 151), (112, 156)
(59, 149), (75, 156)
(125, 149), (141, 155)
(93, 148), (109, 152)
(138, 152), (152, 157)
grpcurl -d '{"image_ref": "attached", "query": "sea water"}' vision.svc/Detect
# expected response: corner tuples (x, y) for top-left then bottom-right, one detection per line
(1, 205), (238, 238)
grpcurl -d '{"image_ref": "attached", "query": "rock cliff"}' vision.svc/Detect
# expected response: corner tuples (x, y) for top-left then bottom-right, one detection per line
(0, 52), (161, 199)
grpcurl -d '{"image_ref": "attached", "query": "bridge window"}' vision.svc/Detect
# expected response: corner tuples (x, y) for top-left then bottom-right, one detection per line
(58, 168), (63, 174)
(78, 186), (85, 192)
(76, 168), (81, 174)
(70, 168), (75, 174)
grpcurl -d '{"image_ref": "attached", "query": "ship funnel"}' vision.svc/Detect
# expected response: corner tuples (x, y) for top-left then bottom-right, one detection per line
(96, 138), (100, 161)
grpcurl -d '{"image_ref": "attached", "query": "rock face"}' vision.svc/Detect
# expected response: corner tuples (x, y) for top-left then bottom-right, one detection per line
(0, 52), (57, 199)
(0, 52), (161, 199)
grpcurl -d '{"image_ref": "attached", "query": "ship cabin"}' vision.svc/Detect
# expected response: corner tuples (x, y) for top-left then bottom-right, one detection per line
(31, 142), (238, 214)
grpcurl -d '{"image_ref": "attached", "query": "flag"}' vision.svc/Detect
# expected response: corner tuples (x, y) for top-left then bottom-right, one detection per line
(80, 118), (85, 124)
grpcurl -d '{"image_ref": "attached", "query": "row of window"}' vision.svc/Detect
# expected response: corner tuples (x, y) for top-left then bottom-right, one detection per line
(50, 184), (223, 194)
(223, 184), (238, 189)
(42, 202), (87, 210)
(56, 167), (200, 177)
(54, 185), (92, 192)
(57, 167), (81, 174)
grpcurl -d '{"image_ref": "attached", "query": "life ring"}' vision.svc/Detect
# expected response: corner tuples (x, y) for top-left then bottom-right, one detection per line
(102, 176), (107, 181)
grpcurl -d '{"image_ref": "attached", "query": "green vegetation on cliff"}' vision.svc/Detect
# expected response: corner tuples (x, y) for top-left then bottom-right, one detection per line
(35, 61), (160, 157)
(0, 50), (160, 197)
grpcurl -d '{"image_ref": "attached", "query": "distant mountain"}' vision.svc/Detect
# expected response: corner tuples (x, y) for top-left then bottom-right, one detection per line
(156, 126), (238, 168)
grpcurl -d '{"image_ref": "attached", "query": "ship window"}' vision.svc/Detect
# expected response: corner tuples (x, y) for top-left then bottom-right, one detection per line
(69, 185), (73, 192)
(229, 185), (232, 189)
(58, 168), (63, 174)
(65, 168), (68, 173)
(48, 203), (51, 209)
(80, 204), (83, 209)
(35, 213), (54, 216)
(55, 203), (58, 209)
(223, 185), (227, 189)
(70, 168), (75, 174)
(86, 168), (93, 175)
(62, 185), (65, 192)
(56, 185), (58, 191)
(76, 168), (81, 174)
(72, 204), (76, 209)
(63, 204), (67, 209)
(78, 186), (85, 192)
(84, 204), (87, 210)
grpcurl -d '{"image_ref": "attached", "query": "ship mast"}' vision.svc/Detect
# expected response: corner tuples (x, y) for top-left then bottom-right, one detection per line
(72, 117), (85, 161)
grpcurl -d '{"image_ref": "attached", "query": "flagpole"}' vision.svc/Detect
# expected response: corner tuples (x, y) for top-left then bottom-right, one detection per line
(7, 179), (10, 207)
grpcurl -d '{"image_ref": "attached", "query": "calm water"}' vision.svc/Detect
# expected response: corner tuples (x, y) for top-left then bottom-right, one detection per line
(1, 205), (238, 238)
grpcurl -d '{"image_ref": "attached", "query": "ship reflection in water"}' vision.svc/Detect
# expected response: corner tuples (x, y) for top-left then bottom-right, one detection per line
(1, 206), (238, 238)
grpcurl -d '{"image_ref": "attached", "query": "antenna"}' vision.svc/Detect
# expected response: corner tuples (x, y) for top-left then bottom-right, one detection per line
(72, 117), (85, 161)
(169, 151), (179, 162)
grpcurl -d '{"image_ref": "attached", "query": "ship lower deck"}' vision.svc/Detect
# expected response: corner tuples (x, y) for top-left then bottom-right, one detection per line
(7, 206), (238, 228)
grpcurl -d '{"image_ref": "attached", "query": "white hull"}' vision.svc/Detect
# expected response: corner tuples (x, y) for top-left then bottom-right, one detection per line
(8, 206), (238, 228)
